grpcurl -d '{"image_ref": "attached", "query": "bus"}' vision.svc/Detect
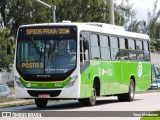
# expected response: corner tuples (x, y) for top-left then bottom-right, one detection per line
(14, 21), (151, 108)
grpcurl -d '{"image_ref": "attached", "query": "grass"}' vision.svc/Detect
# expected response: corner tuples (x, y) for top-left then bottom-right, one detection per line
(0, 100), (35, 108)
(141, 111), (160, 120)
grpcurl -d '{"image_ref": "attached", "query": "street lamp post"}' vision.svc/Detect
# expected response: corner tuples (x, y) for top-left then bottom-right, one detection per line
(35, 0), (56, 23)
(109, 0), (114, 24)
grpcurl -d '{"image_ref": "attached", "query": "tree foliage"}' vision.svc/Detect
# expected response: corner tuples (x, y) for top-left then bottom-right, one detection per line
(55, 0), (109, 23)
(125, 0), (160, 52)
(7, 0), (52, 35)
(1, 0), (135, 35)
(0, 28), (14, 72)
(115, 0), (136, 26)
(0, 0), (144, 71)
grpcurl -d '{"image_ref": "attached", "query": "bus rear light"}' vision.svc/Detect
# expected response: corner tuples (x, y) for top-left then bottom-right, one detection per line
(65, 75), (78, 88)
(15, 77), (24, 88)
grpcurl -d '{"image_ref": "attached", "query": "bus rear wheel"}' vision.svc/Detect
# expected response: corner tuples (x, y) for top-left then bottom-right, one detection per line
(35, 98), (48, 108)
(118, 80), (135, 102)
(79, 84), (96, 106)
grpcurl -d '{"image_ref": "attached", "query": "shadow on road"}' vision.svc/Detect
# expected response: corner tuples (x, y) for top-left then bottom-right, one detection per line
(23, 98), (142, 110)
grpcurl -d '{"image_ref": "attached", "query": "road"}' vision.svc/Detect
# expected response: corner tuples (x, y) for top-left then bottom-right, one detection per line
(1, 92), (160, 120)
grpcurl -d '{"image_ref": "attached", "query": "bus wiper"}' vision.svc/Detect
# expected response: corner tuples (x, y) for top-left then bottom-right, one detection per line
(47, 40), (61, 66)
(30, 37), (40, 54)
(30, 37), (42, 61)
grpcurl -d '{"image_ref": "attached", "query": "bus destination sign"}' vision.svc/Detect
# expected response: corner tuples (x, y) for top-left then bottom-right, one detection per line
(26, 28), (70, 35)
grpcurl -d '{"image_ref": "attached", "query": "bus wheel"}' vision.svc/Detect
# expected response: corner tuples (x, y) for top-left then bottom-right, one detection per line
(118, 80), (135, 102)
(35, 98), (48, 108)
(83, 84), (97, 106)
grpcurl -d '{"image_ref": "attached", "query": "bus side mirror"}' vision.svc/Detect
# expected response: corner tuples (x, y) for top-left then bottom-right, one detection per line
(7, 45), (11, 55)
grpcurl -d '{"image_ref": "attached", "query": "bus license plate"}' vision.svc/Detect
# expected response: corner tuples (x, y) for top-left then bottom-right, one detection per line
(38, 94), (50, 98)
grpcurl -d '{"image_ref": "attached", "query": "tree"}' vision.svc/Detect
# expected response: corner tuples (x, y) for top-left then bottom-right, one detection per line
(6, 0), (135, 35)
(7, 0), (52, 35)
(0, 28), (14, 72)
(141, 0), (160, 51)
(115, 0), (136, 26)
(127, 20), (140, 32)
(0, 0), (10, 25)
(51, 0), (109, 23)
(0, 0), (135, 72)
(137, 0), (160, 39)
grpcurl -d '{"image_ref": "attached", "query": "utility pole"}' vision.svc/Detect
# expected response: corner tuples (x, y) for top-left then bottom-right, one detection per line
(109, 0), (114, 24)
(35, 0), (56, 23)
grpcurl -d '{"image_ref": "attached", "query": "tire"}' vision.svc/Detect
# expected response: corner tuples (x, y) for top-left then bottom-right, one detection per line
(35, 98), (48, 108)
(79, 84), (97, 106)
(118, 80), (135, 102)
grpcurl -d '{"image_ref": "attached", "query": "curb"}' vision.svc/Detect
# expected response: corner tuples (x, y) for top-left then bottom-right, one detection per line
(136, 90), (160, 94)
(0, 99), (34, 108)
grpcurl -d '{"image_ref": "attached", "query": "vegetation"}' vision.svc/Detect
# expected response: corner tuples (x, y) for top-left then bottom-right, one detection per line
(126, 0), (160, 52)
(0, 0), (160, 71)
(0, 28), (15, 72)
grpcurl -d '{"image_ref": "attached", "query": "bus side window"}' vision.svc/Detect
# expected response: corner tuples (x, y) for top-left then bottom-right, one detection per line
(100, 35), (111, 60)
(90, 34), (100, 59)
(110, 37), (120, 60)
(119, 38), (129, 60)
(136, 40), (144, 61)
(143, 41), (150, 61)
(128, 39), (136, 61)
(80, 34), (89, 62)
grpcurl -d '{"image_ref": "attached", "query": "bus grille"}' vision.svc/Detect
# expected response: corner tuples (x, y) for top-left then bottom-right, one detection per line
(27, 90), (61, 97)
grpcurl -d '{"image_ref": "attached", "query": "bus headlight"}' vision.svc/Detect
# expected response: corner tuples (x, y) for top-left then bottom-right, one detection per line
(15, 77), (24, 88)
(65, 75), (78, 88)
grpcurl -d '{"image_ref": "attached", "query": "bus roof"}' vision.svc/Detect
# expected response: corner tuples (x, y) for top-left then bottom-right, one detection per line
(20, 22), (150, 41)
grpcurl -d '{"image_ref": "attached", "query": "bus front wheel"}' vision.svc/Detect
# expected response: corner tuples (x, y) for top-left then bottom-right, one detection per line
(35, 98), (48, 108)
(79, 84), (97, 106)
(118, 80), (135, 102)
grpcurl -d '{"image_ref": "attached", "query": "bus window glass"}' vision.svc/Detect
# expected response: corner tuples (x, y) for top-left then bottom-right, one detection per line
(110, 37), (119, 60)
(144, 41), (150, 61)
(119, 38), (125, 49)
(136, 41), (143, 50)
(128, 39), (135, 50)
(110, 37), (118, 49)
(90, 34), (99, 47)
(119, 38), (129, 60)
(136, 40), (144, 61)
(90, 34), (100, 59)
(100, 35), (110, 60)
(100, 35), (109, 47)
(128, 39), (136, 60)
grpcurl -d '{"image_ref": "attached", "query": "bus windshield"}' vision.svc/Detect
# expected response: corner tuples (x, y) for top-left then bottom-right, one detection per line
(16, 26), (77, 81)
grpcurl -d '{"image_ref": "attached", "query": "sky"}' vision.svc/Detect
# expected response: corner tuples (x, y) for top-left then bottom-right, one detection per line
(116, 0), (160, 21)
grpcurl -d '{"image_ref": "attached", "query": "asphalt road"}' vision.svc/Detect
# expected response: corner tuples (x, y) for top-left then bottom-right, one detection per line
(1, 92), (160, 120)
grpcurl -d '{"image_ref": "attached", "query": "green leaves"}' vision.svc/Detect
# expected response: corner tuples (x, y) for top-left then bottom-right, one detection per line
(0, 28), (14, 72)
(1, 0), (135, 34)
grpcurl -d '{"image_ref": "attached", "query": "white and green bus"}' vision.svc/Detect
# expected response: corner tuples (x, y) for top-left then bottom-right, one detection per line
(14, 22), (151, 108)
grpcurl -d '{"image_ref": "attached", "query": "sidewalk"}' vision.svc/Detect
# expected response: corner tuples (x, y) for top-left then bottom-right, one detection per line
(0, 98), (34, 108)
